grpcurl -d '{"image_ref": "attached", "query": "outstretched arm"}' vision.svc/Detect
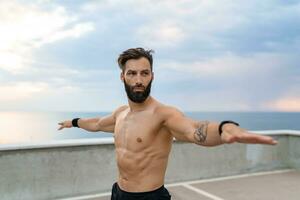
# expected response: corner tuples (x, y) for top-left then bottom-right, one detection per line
(58, 105), (128, 133)
(161, 106), (277, 146)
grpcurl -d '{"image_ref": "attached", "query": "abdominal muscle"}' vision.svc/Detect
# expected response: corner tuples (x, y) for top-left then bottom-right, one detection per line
(115, 142), (170, 192)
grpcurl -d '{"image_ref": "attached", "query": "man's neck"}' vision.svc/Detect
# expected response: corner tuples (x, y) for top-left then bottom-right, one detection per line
(127, 96), (153, 112)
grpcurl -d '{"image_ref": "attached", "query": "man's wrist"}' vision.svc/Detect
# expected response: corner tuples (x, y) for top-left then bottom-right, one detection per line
(222, 123), (237, 132)
(218, 120), (239, 136)
(72, 118), (80, 128)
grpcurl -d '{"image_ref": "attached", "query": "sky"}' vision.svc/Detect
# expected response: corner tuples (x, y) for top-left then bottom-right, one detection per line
(0, 0), (299, 112)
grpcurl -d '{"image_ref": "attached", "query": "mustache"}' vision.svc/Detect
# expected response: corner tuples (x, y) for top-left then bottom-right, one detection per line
(133, 85), (145, 90)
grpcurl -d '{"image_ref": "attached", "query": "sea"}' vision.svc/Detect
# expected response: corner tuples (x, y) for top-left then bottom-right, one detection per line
(1, 111), (299, 145)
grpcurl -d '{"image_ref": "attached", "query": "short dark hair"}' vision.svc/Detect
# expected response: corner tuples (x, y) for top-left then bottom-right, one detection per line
(117, 47), (154, 72)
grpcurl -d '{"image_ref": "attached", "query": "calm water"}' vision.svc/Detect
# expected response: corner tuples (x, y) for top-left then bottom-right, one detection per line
(1, 111), (299, 145)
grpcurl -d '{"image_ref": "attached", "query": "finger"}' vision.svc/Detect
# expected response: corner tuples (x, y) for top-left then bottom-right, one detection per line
(58, 126), (64, 131)
(58, 122), (63, 125)
(256, 135), (277, 145)
(238, 133), (277, 145)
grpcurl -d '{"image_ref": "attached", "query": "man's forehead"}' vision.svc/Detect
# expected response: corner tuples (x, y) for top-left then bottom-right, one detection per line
(125, 57), (151, 71)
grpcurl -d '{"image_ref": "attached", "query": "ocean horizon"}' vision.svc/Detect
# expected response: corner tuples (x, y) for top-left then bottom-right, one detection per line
(1, 111), (299, 145)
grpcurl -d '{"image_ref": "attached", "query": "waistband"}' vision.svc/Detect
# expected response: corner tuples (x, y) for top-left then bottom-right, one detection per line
(115, 182), (165, 195)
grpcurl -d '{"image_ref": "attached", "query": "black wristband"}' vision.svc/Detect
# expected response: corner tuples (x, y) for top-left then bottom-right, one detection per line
(218, 120), (239, 136)
(72, 118), (80, 128)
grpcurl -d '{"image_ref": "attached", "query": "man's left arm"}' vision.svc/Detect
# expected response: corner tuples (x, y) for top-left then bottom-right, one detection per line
(162, 106), (278, 146)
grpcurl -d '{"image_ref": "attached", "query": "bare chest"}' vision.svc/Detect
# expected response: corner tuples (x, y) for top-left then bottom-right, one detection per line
(114, 111), (162, 151)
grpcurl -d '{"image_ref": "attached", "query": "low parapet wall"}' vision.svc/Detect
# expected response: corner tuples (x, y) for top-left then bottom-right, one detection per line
(0, 130), (299, 200)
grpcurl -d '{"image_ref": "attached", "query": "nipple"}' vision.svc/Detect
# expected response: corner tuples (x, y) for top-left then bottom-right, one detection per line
(137, 137), (142, 143)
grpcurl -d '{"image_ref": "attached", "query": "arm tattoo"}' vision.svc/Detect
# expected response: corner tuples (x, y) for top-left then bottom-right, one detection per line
(194, 121), (209, 143)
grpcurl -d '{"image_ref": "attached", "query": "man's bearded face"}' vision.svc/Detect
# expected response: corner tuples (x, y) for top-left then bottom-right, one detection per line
(123, 79), (152, 103)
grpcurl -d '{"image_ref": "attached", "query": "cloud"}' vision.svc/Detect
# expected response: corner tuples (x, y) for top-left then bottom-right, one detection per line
(0, 81), (86, 111)
(158, 52), (290, 78)
(158, 88), (253, 112)
(154, 51), (299, 112)
(0, 64), (120, 110)
(0, 52), (24, 74)
(0, 82), (49, 101)
(264, 97), (300, 112)
(136, 22), (186, 48)
(1, 0), (299, 112)
(79, 0), (300, 54)
(261, 84), (300, 111)
(34, 22), (94, 47)
(0, 1), (94, 74)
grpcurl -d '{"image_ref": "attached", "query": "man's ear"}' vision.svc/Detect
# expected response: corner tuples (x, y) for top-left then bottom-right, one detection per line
(120, 72), (124, 82)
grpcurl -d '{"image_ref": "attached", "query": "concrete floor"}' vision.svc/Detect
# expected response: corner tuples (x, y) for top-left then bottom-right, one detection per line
(74, 169), (300, 200)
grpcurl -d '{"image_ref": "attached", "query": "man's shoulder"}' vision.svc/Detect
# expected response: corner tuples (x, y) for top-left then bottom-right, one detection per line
(116, 105), (129, 111)
(112, 105), (129, 118)
(154, 104), (184, 118)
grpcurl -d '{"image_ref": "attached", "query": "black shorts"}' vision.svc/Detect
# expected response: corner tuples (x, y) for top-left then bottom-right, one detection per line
(111, 182), (171, 200)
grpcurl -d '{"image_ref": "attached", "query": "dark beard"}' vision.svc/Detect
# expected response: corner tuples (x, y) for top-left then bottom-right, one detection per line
(124, 79), (152, 103)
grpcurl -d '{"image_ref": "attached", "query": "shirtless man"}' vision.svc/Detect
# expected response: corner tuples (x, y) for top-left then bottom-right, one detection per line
(58, 47), (278, 200)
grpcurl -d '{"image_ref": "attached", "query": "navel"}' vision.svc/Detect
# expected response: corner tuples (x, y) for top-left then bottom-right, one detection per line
(137, 137), (142, 143)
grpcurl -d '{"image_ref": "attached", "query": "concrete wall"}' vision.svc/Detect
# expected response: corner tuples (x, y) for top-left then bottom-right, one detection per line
(166, 135), (289, 183)
(0, 131), (299, 200)
(0, 141), (118, 200)
(288, 135), (300, 169)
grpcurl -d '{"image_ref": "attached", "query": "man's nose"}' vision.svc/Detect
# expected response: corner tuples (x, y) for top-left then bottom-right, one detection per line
(135, 75), (143, 84)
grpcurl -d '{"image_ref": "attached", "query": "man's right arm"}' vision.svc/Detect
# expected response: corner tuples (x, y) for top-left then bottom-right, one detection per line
(58, 105), (128, 133)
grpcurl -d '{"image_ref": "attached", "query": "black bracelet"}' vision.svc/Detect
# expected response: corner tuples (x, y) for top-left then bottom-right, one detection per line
(218, 120), (239, 136)
(72, 118), (80, 128)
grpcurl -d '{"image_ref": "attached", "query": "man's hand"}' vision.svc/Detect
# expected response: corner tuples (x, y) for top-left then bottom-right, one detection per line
(58, 120), (72, 130)
(221, 124), (278, 145)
